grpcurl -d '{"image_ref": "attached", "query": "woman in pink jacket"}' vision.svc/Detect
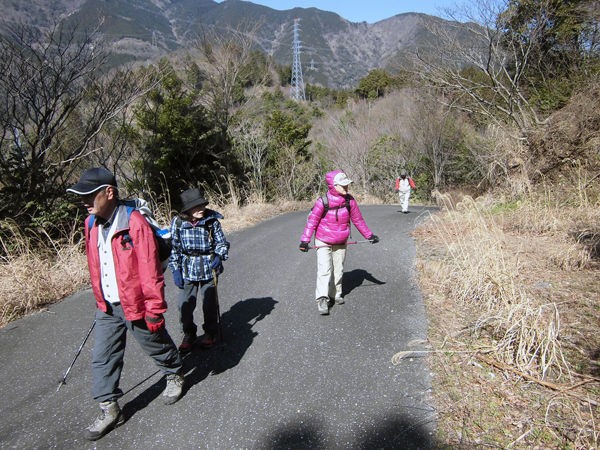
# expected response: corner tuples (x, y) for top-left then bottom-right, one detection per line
(299, 170), (379, 315)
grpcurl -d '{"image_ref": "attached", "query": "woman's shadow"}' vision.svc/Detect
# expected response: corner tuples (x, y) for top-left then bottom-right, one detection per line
(341, 269), (386, 297)
(121, 296), (277, 420)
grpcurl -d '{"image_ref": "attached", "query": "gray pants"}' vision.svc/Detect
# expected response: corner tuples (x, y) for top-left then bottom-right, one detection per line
(91, 302), (182, 403)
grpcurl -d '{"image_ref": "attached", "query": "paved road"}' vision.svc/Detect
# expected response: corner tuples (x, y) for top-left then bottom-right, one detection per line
(0, 205), (437, 449)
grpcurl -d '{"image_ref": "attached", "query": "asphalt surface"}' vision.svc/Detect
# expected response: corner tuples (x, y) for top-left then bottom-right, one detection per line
(0, 205), (438, 449)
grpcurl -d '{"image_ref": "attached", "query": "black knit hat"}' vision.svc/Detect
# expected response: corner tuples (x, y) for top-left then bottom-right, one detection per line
(180, 188), (208, 212)
(66, 167), (117, 195)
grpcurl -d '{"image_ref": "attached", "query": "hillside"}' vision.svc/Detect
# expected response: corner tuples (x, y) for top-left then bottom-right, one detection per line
(0, 0), (467, 88)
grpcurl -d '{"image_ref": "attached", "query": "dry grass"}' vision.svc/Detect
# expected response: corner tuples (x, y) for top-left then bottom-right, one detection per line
(0, 219), (89, 327)
(415, 187), (599, 448)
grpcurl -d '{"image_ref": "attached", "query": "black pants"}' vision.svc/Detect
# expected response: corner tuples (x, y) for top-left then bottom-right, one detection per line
(178, 279), (218, 336)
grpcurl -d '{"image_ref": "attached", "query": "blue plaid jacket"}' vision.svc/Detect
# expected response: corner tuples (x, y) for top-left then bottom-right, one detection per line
(168, 209), (229, 281)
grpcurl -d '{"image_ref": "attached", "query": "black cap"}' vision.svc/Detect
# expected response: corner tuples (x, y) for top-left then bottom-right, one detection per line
(66, 167), (117, 195)
(180, 188), (208, 212)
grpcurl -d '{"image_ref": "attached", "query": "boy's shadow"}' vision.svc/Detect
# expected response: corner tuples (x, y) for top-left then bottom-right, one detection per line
(121, 297), (277, 421)
(181, 296), (277, 386)
(341, 269), (386, 297)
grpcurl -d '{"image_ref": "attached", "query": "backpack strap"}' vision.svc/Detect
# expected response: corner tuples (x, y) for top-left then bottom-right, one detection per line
(320, 196), (329, 219)
(320, 195), (351, 219)
(120, 206), (135, 247)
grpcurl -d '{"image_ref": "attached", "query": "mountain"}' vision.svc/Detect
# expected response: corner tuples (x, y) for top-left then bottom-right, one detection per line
(0, 0), (464, 89)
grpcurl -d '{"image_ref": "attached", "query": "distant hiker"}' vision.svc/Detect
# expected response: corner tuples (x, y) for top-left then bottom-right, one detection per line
(299, 170), (379, 315)
(168, 188), (230, 353)
(394, 169), (416, 213)
(66, 167), (184, 441)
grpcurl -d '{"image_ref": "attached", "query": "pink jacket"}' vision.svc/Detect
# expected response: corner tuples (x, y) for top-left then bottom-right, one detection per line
(300, 170), (374, 245)
(85, 206), (167, 321)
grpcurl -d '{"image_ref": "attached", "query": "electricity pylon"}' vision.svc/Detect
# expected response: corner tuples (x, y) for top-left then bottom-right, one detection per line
(290, 18), (305, 101)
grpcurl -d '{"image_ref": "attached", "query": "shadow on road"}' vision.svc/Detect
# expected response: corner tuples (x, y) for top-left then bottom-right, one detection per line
(341, 269), (386, 298)
(121, 370), (164, 422)
(262, 414), (326, 449)
(260, 410), (436, 449)
(119, 297), (277, 421)
(183, 296), (277, 383)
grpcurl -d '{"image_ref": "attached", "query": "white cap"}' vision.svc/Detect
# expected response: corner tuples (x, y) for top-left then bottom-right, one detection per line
(333, 172), (352, 186)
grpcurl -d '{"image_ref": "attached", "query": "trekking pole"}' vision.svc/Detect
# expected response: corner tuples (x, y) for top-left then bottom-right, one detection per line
(57, 319), (95, 392)
(212, 268), (224, 348)
(309, 239), (377, 250)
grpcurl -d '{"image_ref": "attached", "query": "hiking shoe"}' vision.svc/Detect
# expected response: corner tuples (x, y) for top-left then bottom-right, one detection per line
(334, 297), (345, 305)
(178, 333), (196, 354)
(317, 297), (329, 315)
(198, 333), (217, 349)
(162, 373), (184, 405)
(84, 400), (124, 441)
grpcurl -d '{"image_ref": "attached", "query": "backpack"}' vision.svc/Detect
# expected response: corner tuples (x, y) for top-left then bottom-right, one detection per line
(88, 198), (172, 271)
(314, 195), (351, 219)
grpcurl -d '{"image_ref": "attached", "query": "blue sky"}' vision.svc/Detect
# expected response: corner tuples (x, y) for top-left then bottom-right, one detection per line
(214, 0), (459, 23)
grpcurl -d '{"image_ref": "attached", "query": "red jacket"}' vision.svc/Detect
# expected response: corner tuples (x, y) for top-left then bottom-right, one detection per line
(301, 170), (373, 245)
(84, 205), (167, 321)
(395, 176), (416, 190)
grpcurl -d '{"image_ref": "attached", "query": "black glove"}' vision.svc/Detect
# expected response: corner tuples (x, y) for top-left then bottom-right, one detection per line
(299, 242), (309, 252)
(369, 235), (379, 244)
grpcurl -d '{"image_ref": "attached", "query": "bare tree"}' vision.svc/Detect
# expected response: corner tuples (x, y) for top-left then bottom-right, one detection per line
(310, 91), (421, 196)
(0, 22), (158, 220)
(230, 118), (270, 202)
(191, 23), (268, 131)
(416, 0), (547, 134)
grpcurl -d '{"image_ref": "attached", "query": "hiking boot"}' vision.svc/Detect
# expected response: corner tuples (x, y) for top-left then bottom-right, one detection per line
(178, 332), (196, 354)
(334, 297), (345, 305)
(84, 400), (124, 441)
(198, 333), (217, 349)
(317, 297), (329, 315)
(162, 373), (184, 405)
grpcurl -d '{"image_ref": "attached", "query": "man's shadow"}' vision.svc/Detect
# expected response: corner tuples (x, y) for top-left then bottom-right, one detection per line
(341, 269), (386, 297)
(121, 297), (277, 420)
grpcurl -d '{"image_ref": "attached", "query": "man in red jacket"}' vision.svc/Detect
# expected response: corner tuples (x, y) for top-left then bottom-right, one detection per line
(67, 167), (184, 441)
